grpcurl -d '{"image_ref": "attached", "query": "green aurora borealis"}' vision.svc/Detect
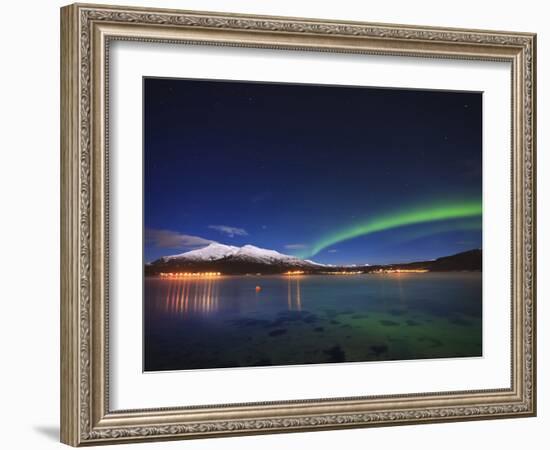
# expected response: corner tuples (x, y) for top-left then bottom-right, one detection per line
(299, 200), (482, 258)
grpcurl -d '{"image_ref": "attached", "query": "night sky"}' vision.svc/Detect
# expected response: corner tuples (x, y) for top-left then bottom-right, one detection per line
(144, 77), (482, 265)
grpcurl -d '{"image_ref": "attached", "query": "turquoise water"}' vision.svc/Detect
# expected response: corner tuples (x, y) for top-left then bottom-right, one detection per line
(144, 273), (482, 371)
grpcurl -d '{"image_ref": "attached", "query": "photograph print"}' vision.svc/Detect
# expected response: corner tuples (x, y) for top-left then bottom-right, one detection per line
(143, 77), (482, 372)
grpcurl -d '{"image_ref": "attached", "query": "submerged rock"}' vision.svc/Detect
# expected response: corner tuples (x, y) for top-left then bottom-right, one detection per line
(449, 317), (472, 326)
(380, 320), (400, 327)
(418, 336), (443, 347)
(323, 345), (346, 363)
(370, 344), (389, 357)
(268, 328), (287, 337)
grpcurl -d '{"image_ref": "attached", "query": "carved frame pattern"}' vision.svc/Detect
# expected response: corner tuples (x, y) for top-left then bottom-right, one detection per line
(60, 3), (536, 446)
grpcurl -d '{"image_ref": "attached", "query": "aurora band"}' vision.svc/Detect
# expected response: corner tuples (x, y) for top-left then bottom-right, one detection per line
(301, 200), (482, 258)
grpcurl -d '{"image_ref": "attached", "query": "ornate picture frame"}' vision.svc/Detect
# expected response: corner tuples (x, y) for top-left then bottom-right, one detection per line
(60, 3), (536, 446)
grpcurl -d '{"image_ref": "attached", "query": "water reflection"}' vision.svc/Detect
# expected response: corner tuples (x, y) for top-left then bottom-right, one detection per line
(163, 278), (220, 315)
(287, 276), (302, 311)
(145, 273), (483, 371)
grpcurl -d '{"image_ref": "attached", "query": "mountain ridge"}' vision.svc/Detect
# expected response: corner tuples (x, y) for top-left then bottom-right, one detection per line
(146, 244), (481, 275)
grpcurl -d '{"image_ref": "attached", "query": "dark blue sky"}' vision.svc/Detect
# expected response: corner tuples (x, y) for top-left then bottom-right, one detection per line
(144, 77), (482, 264)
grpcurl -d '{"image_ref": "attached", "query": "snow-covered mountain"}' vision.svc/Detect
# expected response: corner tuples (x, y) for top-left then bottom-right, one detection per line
(162, 243), (240, 262)
(232, 244), (325, 266)
(150, 242), (325, 274)
(160, 243), (323, 267)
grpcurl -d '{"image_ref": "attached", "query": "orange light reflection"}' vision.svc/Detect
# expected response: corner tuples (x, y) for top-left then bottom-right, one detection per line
(287, 276), (303, 311)
(163, 277), (220, 316)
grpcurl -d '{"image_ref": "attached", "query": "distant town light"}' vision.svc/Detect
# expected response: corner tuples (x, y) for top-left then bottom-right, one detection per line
(323, 271), (363, 275)
(159, 272), (222, 278)
(371, 268), (429, 274)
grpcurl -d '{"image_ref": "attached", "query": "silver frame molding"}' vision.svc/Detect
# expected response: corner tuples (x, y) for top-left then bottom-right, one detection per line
(60, 3), (536, 446)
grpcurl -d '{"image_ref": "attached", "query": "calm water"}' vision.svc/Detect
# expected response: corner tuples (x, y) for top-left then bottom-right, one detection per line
(144, 273), (482, 371)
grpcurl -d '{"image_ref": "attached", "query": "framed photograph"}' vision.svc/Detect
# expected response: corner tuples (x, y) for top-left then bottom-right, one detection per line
(60, 3), (537, 446)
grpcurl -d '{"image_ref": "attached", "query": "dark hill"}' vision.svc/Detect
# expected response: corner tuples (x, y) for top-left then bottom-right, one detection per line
(145, 248), (482, 275)
(367, 249), (482, 272)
